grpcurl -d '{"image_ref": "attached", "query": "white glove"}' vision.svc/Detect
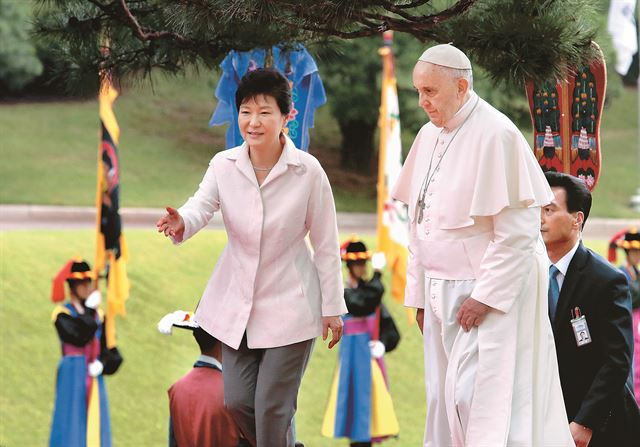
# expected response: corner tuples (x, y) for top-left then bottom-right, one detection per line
(157, 310), (190, 335)
(369, 340), (386, 359)
(371, 252), (386, 271)
(85, 290), (102, 309)
(88, 360), (104, 377)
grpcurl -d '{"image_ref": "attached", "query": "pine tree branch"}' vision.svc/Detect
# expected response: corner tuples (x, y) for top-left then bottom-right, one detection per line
(32, 0), (601, 89)
(369, 0), (436, 13)
(422, 0), (476, 25)
(100, 47), (148, 70)
(279, 17), (381, 39)
(397, 0), (476, 29)
(395, 0), (432, 8)
(332, 0), (478, 36)
(356, 16), (386, 30)
(283, 0), (476, 40)
(116, 0), (187, 43)
(356, 0), (478, 27)
(377, 1), (424, 21)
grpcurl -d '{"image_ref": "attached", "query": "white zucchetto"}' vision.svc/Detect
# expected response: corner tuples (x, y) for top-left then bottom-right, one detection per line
(418, 44), (472, 70)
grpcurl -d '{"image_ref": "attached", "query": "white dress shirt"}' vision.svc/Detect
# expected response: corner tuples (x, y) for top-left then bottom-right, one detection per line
(551, 239), (581, 290)
(197, 354), (222, 370)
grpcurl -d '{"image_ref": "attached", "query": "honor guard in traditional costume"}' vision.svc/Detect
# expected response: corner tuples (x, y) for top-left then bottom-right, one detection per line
(609, 227), (640, 403)
(49, 258), (121, 447)
(322, 238), (399, 446)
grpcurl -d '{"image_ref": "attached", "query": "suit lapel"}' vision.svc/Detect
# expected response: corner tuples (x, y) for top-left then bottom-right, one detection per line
(553, 241), (589, 333)
(259, 154), (288, 188)
(234, 144), (259, 188)
(259, 135), (301, 189)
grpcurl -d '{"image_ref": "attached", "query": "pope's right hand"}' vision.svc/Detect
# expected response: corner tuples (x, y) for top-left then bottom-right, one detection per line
(156, 206), (185, 241)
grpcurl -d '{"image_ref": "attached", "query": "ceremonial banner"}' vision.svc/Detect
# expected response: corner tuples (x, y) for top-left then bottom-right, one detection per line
(376, 31), (409, 305)
(607, 0), (638, 78)
(526, 44), (607, 190)
(209, 45), (326, 151)
(95, 76), (130, 348)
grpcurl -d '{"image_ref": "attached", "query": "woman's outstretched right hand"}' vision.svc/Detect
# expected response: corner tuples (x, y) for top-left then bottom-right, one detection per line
(156, 206), (185, 241)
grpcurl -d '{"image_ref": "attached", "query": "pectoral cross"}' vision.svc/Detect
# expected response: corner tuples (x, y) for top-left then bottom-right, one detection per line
(417, 196), (425, 224)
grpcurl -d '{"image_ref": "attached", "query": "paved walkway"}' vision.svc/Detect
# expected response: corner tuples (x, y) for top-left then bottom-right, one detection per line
(0, 204), (377, 234)
(1, 204), (638, 239)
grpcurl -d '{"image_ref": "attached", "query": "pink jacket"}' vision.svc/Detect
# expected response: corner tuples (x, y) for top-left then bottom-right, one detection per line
(174, 136), (347, 349)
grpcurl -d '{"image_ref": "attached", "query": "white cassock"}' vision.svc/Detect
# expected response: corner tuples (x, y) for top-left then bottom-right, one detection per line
(392, 91), (575, 447)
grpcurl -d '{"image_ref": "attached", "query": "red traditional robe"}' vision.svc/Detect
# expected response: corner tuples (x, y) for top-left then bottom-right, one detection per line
(168, 360), (241, 447)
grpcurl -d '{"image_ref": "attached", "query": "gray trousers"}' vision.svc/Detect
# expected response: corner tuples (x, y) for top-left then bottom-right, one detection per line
(222, 335), (314, 447)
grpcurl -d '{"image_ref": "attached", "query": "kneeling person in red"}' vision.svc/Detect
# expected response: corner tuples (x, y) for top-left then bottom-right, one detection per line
(159, 311), (245, 447)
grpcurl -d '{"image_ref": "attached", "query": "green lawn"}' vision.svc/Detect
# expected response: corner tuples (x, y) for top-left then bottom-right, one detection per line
(0, 74), (227, 209)
(0, 70), (637, 216)
(0, 67), (634, 446)
(0, 230), (426, 446)
(0, 72), (355, 211)
(0, 229), (613, 446)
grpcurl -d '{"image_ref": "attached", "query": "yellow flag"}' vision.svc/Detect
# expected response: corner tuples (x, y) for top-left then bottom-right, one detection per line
(376, 32), (409, 307)
(95, 75), (130, 348)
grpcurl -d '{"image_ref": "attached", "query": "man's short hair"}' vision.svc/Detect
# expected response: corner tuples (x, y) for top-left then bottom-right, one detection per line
(545, 171), (592, 229)
(192, 327), (219, 353)
(434, 65), (473, 90)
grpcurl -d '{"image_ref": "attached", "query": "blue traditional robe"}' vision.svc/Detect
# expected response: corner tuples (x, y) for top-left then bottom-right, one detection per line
(322, 274), (399, 443)
(50, 303), (111, 447)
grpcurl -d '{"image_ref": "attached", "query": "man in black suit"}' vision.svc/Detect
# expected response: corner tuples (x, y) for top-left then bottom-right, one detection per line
(541, 171), (639, 447)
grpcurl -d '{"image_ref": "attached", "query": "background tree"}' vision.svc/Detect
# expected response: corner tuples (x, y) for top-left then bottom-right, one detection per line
(320, 37), (381, 172)
(318, 33), (424, 172)
(31, 0), (608, 171)
(33, 0), (600, 91)
(0, 0), (43, 94)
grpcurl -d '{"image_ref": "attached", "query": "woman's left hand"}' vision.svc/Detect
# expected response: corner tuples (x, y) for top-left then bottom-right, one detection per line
(322, 316), (343, 349)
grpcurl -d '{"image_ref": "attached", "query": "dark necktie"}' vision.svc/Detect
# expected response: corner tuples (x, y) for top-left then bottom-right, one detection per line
(548, 265), (561, 322)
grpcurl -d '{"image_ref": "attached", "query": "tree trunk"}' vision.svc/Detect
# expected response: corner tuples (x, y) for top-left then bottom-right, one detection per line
(338, 119), (377, 173)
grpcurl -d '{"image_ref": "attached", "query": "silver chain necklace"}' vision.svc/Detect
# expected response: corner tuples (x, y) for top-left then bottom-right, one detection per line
(415, 96), (480, 224)
(252, 165), (273, 172)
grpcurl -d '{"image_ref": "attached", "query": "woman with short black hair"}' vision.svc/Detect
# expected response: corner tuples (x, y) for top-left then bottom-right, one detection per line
(157, 68), (347, 447)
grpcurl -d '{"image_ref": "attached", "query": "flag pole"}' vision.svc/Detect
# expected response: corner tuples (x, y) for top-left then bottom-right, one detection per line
(377, 31), (394, 255)
(376, 32), (412, 321)
(96, 42), (129, 349)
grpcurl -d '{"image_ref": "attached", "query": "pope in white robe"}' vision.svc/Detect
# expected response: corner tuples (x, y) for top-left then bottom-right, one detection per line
(392, 44), (575, 447)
